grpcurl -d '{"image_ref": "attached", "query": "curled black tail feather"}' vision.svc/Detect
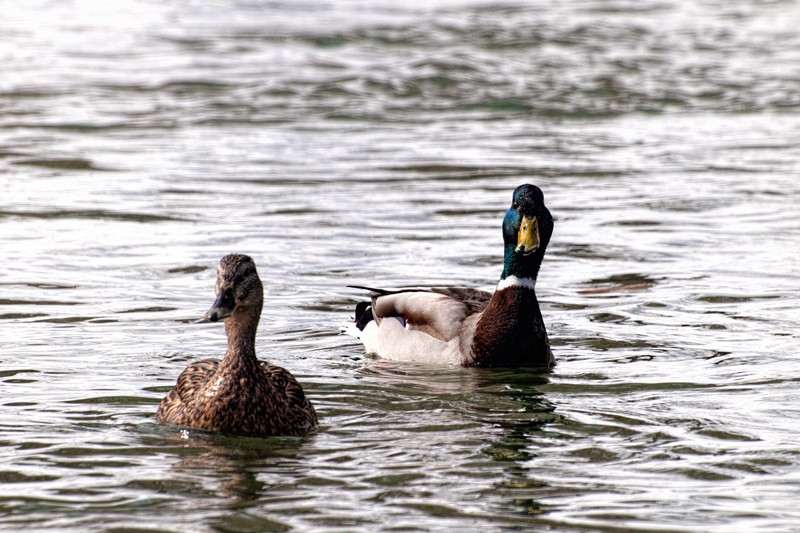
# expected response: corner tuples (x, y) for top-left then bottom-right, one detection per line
(354, 301), (374, 331)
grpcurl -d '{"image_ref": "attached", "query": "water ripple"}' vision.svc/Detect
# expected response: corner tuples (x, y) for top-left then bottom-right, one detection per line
(2, 0), (800, 531)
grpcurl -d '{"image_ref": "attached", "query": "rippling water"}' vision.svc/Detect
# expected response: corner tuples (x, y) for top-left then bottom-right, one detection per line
(2, 0), (800, 531)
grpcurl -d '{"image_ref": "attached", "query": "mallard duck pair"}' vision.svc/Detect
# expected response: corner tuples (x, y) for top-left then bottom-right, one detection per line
(158, 184), (553, 437)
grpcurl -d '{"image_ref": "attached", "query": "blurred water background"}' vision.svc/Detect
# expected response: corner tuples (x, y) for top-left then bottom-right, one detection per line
(2, 0), (800, 531)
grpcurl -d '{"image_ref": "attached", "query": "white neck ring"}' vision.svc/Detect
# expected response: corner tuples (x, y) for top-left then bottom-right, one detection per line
(496, 275), (536, 291)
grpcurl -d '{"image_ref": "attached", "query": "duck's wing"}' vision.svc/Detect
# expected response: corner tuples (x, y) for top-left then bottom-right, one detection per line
(260, 363), (313, 408)
(260, 362), (318, 430)
(174, 358), (219, 404)
(157, 358), (219, 424)
(429, 287), (493, 316)
(350, 285), (492, 341)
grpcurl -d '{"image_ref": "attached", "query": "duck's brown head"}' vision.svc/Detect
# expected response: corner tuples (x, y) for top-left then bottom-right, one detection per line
(205, 254), (263, 322)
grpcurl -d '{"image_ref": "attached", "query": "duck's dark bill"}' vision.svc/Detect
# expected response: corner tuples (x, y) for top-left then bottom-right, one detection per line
(515, 215), (540, 256)
(205, 287), (235, 322)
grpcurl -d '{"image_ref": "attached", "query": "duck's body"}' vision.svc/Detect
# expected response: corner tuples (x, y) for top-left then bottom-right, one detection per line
(348, 184), (555, 369)
(157, 254), (317, 436)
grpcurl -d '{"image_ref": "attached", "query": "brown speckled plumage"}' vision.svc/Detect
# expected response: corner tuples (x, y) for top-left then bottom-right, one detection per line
(157, 254), (317, 436)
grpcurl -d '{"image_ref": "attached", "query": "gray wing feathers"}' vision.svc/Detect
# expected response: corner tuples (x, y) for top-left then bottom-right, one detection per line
(370, 287), (492, 341)
(429, 287), (492, 315)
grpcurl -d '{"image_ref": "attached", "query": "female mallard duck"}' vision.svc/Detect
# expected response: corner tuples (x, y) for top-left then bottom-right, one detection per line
(347, 184), (555, 368)
(157, 254), (318, 436)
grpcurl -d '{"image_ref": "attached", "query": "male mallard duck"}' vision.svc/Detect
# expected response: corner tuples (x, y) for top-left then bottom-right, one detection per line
(157, 254), (317, 436)
(347, 184), (554, 368)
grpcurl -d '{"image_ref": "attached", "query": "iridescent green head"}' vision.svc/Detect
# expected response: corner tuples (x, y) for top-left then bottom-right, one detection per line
(501, 184), (553, 281)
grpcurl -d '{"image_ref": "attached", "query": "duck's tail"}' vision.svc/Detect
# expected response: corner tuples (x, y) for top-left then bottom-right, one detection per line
(341, 299), (375, 338)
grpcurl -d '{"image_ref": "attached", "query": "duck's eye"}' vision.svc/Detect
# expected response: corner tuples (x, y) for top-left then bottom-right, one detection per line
(512, 201), (519, 210)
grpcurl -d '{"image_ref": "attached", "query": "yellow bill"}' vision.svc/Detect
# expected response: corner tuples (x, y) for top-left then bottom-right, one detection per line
(516, 215), (540, 255)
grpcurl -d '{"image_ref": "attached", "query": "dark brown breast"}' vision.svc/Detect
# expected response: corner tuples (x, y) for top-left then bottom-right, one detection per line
(468, 287), (553, 368)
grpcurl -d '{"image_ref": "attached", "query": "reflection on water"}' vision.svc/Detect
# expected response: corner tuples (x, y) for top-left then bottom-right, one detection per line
(2, 0), (800, 531)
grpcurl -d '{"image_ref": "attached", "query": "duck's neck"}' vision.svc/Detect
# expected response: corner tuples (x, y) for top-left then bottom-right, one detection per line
(221, 304), (262, 370)
(501, 243), (543, 283)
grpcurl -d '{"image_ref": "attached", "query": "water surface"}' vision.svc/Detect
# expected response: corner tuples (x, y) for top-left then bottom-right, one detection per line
(2, 0), (800, 531)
